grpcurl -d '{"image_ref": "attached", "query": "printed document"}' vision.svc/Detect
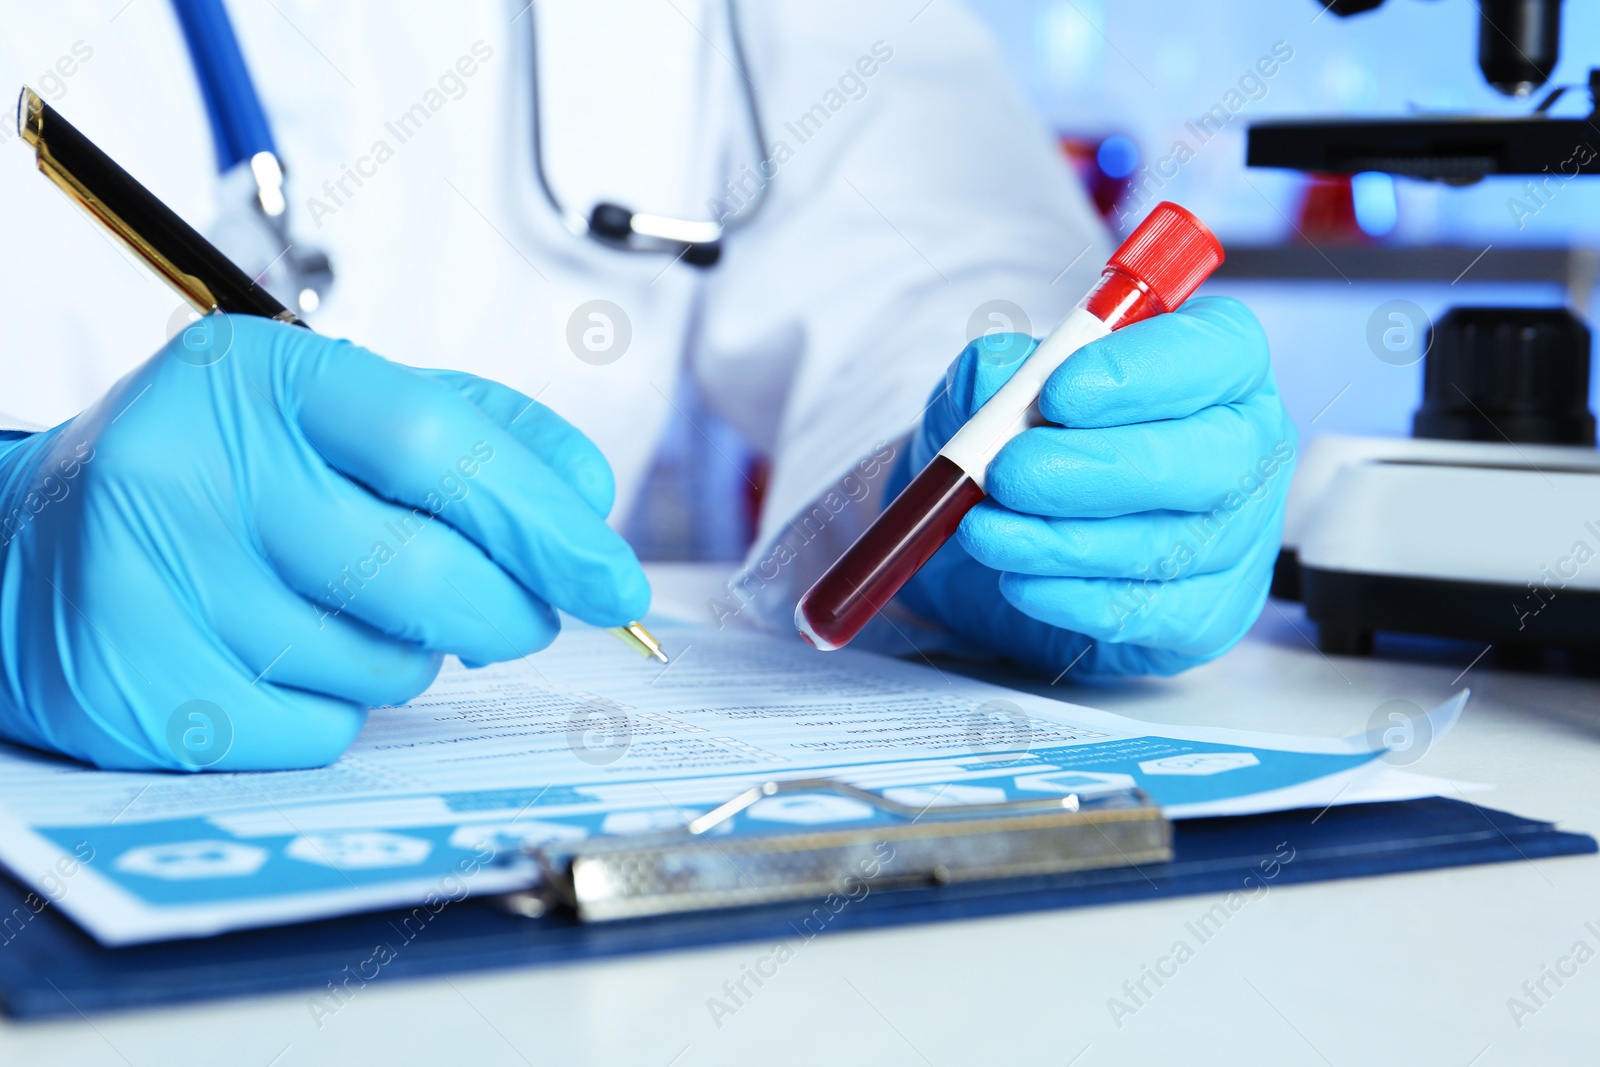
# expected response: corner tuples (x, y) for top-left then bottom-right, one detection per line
(0, 621), (1466, 944)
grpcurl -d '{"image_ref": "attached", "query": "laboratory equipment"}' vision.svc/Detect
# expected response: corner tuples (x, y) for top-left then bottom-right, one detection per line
(1280, 308), (1600, 655)
(1245, 1), (1600, 657)
(1249, 0), (1589, 181)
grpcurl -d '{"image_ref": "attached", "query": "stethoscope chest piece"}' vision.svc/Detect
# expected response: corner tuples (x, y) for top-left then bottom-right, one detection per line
(585, 202), (724, 268)
(211, 151), (334, 314)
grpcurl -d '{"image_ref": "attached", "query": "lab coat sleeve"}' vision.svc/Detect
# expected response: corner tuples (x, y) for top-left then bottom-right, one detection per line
(691, 0), (1112, 647)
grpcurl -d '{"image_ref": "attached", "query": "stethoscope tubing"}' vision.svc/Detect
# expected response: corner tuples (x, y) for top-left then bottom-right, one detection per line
(525, 0), (771, 258)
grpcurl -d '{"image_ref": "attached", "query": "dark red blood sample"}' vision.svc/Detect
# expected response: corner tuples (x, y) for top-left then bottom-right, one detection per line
(795, 455), (982, 649)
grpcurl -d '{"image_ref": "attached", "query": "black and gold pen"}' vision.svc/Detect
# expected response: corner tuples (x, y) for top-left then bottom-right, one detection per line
(15, 86), (668, 665)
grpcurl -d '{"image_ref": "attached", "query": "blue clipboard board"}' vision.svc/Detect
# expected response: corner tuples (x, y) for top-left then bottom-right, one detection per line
(0, 798), (1592, 1019)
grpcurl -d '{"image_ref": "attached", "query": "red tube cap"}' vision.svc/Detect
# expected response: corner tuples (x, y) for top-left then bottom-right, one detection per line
(1109, 202), (1225, 314)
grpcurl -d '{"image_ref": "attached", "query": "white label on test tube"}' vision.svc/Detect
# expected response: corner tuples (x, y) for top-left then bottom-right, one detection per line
(935, 306), (1111, 490)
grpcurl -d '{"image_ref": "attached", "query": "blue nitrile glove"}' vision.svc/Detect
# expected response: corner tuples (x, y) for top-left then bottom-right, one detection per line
(0, 314), (648, 771)
(897, 296), (1296, 676)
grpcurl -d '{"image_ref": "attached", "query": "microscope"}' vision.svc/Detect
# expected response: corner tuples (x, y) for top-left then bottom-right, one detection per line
(1246, 0), (1600, 662)
(1251, 0), (1593, 180)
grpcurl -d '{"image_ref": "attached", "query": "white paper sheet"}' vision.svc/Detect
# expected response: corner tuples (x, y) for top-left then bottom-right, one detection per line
(0, 621), (1468, 945)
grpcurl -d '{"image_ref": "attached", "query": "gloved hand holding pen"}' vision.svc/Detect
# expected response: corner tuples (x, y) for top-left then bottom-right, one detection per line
(897, 296), (1297, 676)
(0, 315), (650, 771)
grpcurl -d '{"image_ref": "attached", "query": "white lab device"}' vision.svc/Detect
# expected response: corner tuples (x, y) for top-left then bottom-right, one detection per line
(1275, 307), (1600, 655)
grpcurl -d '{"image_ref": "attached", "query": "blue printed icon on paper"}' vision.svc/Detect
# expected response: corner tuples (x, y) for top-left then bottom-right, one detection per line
(114, 840), (268, 881)
(285, 832), (433, 870)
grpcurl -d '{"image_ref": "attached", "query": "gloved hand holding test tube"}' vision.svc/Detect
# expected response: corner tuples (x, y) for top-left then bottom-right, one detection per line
(796, 202), (1226, 653)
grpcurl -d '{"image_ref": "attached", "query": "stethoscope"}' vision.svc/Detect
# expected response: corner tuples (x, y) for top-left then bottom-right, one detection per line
(170, 0), (333, 317)
(526, 0), (770, 268)
(170, 0), (770, 314)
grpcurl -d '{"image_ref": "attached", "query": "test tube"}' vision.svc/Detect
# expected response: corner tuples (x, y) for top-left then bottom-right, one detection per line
(795, 201), (1225, 651)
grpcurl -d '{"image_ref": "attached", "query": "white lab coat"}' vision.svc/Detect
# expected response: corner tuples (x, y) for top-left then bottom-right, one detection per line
(0, 0), (1107, 637)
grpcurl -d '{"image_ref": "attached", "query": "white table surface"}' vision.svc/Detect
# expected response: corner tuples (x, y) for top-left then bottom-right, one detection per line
(4, 562), (1597, 1067)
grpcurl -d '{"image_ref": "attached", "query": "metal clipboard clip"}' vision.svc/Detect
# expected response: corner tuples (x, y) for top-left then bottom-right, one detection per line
(504, 778), (1172, 923)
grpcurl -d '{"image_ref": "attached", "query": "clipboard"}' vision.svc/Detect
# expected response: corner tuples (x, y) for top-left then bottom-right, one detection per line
(0, 794), (1591, 1019)
(518, 778), (1171, 922)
